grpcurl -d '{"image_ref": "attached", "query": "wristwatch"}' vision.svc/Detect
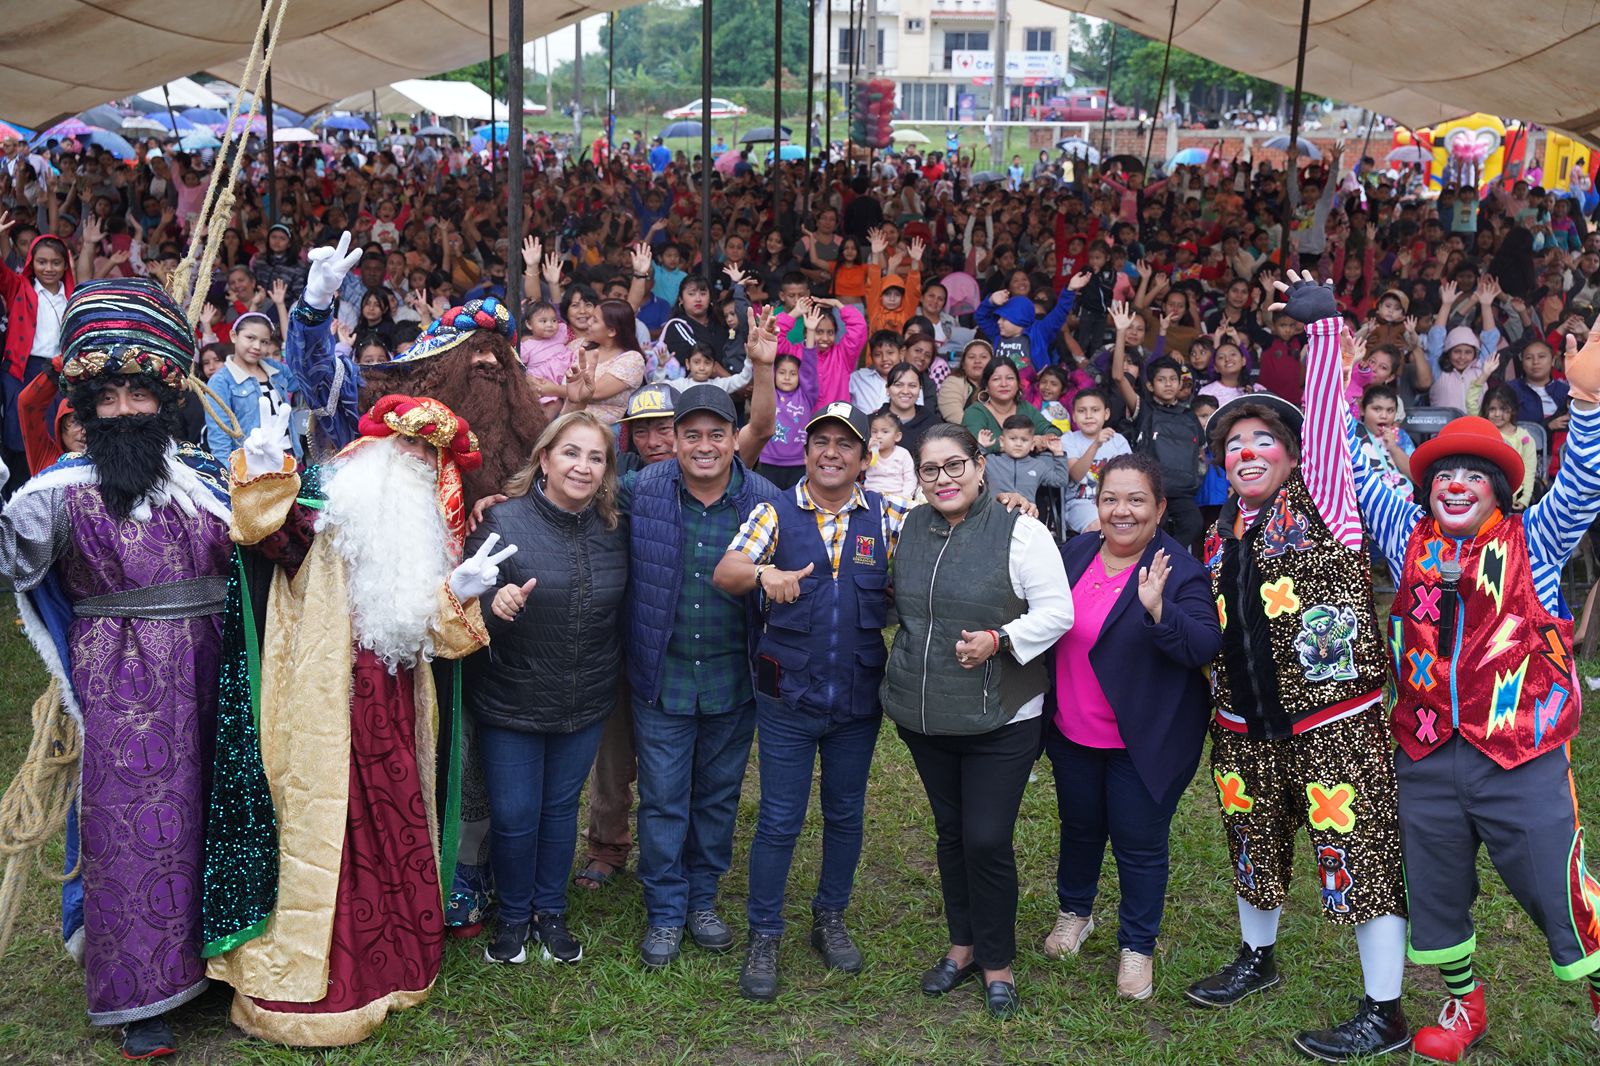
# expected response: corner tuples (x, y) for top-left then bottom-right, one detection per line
(995, 629), (1013, 658)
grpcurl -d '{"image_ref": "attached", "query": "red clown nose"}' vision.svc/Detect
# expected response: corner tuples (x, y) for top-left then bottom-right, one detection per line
(1447, 481), (1466, 495)
(1240, 448), (1257, 461)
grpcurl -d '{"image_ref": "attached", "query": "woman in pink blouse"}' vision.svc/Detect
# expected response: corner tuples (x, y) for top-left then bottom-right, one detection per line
(1042, 453), (1222, 1001)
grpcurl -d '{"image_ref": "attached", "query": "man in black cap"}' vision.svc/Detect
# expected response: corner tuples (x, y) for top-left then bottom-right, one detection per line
(623, 375), (782, 969)
(712, 402), (911, 1000)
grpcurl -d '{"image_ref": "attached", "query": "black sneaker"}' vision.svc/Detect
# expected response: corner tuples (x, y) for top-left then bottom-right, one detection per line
(533, 912), (583, 964)
(687, 909), (734, 953)
(640, 925), (683, 968)
(1184, 943), (1280, 1007)
(1292, 996), (1411, 1062)
(810, 908), (863, 974)
(739, 931), (782, 1002)
(484, 920), (530, 964)
(119, 1015), (175, 1060)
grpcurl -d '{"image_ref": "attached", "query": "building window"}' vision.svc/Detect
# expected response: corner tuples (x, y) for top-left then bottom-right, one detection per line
(905, 17), (924, 33)
(837, 27), (886, 66)
(1024, 28), (1054, 52)
(942, 30), (989, 70)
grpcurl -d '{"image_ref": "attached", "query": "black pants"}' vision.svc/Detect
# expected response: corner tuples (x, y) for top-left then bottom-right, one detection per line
(898, 715), (1043, 970)
(1162, 496), (1204, 553)
(756, 462), (806, 491)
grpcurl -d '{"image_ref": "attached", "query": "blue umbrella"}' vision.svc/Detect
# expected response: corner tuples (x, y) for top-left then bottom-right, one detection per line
(181, 108), (227, 126)
(272, 106), (306, 127)
(77, 128), (137, 159)
(473, 121), (512, 141)
(146, 112), (198, 132)
(1261, 134), (1322, 161)
(659, 120), (703, 140)
(1169, 147), (1211, 167)
(319, 114), (370, 132)
(764, 144), (805, 163)
(178, 129), (222, 151)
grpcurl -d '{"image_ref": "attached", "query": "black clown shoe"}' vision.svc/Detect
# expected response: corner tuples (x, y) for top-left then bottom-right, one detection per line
(1292, 995), (1411, 1062)
(1184, 942), (1281, 1007)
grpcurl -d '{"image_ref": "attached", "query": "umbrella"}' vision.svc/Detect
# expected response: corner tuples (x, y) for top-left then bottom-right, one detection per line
(473, 121), (513, 141)
(415, 124), (453, 137)
(77, 105), (130, 131)
(0, 120), (34, 141)
(33, 118), (95, 144)
(1169, 147), (1211, 167)
(181, 108), (228, 127)
(739, 125), (793, 144)
(714, 149), (744, 176)
(144, 113), (198, 133)
(940, 272), (981, 316)
(1056, 138), (1100, 164)
(119, 115), (169, 134)
(891, 128), (930, 145)
(1261, 135), (1323, 160)
(659, 120), (703, 140)
(1386, 145), (1432, 165)
(76, 128), (136, 159)
(1103, 153), (1146, 172)
(969, 170), (1004, 185)
(765, 144), (805, 163)
(178, 129), (222, 151)
(274, 127), (317, 143)
(218, 114), (268, 136)
(272, 107), (307, 128)
(319, 114), (370, 132)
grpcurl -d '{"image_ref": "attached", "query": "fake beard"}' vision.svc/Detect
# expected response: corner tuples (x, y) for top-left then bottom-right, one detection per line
(319, 440), (456, 672)
(83, 409), (182, 520)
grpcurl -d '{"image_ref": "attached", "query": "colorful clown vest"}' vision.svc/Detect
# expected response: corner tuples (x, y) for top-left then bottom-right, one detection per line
(1389, 513), (1580, 769)
(1208, 471), (1388, 739)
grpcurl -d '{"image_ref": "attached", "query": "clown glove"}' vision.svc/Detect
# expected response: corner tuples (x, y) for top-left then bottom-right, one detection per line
(450, 532), (519, 603)
(1267, 269), (1339, 325)
(1564, 320), (1600, 404)
(241, 404), (293, 479)
(302, 231), (362, 311)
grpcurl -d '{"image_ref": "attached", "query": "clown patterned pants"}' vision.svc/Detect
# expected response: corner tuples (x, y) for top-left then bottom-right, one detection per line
(1210, 704), (1406, 925)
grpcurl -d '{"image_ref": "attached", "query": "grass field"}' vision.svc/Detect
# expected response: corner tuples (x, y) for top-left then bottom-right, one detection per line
(0, 618), (1596, 1064)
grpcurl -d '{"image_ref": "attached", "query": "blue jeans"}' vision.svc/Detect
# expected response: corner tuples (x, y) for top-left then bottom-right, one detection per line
(746, 696), (880, 935)
(1043, 723), (1189, 954)
(632, 696), (757, 927)
(478, 718), (607, 925)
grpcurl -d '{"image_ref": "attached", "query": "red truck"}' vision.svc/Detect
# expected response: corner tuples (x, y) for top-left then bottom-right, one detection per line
(1032, 91), (1135, 122)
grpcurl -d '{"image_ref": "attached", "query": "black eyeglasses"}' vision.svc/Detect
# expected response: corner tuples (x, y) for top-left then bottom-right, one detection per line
(917, 457), (973, 482)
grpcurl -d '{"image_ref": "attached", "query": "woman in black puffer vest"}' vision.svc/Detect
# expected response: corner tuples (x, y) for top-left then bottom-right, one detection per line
(466, 410), (629, 965)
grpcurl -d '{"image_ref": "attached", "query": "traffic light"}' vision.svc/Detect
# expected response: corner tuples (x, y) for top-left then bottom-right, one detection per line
(850, 78), (896, 149)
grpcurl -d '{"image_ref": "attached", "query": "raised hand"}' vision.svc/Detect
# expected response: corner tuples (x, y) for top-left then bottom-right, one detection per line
(1067, 270), (1093, 292)
(334, 319), (357, 347)
(1110, 300), (1137, 334)
(746, 304), (780, 366)
(1477, 274), (1502, 303)
(303, 230), (362, 310)
(908, 236), (926, 262)
(723, 262), (749, 290)
(1267, 268), (1338, 324)
(565, 345), (599, 407)
(977, 427), (996, 449)
(867, 227), (887, 257)
(630, 241), (653, 275)
(1136, 549), (1171, 622)
(522, 235), (540, 268)
(80, 215), (104, 245)
(491, 578), (538, 622)
(240, 403), (293, 479)
(1437, 279), (1460, 312)
(449, 532), (519, 603)
(269, 278), (288, 307)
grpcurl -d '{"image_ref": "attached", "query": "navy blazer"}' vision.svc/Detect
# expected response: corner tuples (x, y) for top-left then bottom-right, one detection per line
(1052, 530), (1223, 804)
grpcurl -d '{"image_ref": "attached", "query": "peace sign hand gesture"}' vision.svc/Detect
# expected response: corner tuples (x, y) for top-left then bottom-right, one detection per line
(1136, 548), (1171, 622)
(449, 532), (520, 603)
(304, 230), (362, 310)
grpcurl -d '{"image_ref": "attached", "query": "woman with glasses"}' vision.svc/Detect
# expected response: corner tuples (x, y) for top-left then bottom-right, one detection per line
(881, 423), (1073, 1018)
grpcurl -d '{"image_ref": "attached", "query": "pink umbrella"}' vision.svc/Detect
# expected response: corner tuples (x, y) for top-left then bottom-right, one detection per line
(36, 118), (94, 141)
(216, 114), (268, 137)
(0, 121), (28, 141)
(940, 271), (981, 316)
(714, 149), (743, 177)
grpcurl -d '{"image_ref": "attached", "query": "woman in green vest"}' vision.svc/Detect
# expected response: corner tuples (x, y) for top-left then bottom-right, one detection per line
(882, 423), (1073, 1018)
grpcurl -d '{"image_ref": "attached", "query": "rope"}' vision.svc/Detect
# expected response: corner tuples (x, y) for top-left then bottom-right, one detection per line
(165, 0), (291, 443)
(0, 678), (81, 960)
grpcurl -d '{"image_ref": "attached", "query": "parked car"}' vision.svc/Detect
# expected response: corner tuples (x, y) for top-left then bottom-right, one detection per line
(1033, 91), (1134, 123)
(663, 97), (748, 119)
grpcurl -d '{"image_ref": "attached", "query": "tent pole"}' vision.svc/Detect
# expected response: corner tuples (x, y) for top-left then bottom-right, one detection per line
(824, 0), (833, 169)
(1282, 0), (1312, 264)
(161, 84), (181, 149)
(489, 0), (498, 198)
(804, 0), (816, 184)
(1143, 0), (1177, 172)
(262, 0), (277, 225)
(607, 11), (616, 149)
(1357, 107), (1378, 184)
(1097, 22), (1117, 160)
(701, 0), (714, 278)
(508, 0), (525, 288)
(774, 0), (784, 230)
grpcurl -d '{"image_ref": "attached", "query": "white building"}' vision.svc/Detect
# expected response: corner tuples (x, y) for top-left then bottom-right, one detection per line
(816, 0), (1077, 123)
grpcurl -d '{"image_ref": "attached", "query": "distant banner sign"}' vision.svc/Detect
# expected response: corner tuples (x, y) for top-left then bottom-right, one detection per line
(951, 51), (1069, 81)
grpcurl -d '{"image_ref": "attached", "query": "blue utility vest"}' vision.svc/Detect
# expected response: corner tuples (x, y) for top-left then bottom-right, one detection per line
(756, 490), (889, 721)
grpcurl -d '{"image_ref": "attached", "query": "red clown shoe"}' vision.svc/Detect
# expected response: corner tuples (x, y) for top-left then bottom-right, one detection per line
(1412, 984), (1487, 1062)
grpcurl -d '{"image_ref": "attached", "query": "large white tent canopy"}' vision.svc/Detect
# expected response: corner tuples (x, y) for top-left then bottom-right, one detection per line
(330, 79), (545, 121)
(134, 77), (231, 111)
(1, 1), (1597, 140)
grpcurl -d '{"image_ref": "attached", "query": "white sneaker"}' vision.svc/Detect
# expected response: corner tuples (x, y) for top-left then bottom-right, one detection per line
(1043, 910), (1094, 958)
(1117, 948), (1154, 1000)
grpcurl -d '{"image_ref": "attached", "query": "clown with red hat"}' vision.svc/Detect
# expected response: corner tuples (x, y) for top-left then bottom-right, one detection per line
(1288, 269), (1600, 1059)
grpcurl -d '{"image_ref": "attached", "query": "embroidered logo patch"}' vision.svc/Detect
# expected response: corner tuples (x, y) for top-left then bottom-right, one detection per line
(1215, 770), (1254, 815)
(1413, 707), (1440, 745)
(1477, 539), (1509, 615)
(1316, 844), (1354, 914)
(1537, 623), (1572, 676)
(1478, 614), (1522, 668)
(1260, 577), (1300, 619)
(1307, 782), (1358, 834)
(1405, 648), (1438, 692)
(1294, 604), (1360, 683)
(1486, 655), (1529, 736)
(1534, 683), (1569, 746)
(1418, 538), (1446, 578)
(853, 535), (876, 565)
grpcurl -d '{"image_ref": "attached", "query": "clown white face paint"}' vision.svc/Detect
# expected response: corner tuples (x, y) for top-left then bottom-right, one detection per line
(1430, 467), (1496, 537)
(1224, 416), (1294, 509)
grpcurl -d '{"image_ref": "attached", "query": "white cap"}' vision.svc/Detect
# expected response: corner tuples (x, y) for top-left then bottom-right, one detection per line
(147, 148), (164, 159)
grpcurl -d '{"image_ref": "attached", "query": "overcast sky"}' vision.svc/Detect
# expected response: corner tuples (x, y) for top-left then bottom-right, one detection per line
(526, 16), (610, 75)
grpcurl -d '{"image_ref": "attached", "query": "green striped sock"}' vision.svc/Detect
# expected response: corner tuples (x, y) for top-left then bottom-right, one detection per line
(1439, 958), (1475, 998)
(1588, 972), (1600, 996)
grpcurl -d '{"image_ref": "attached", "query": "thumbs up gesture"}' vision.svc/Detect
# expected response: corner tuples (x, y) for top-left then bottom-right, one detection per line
(759, 560), (814, 604)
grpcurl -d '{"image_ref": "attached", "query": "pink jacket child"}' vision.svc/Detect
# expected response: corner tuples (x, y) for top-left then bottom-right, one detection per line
(520, 321), (574, 409)
(776, 303), (867, 407)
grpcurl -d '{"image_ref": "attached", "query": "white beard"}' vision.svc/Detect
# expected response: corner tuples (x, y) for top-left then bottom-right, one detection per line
(318, 440), (457, 672)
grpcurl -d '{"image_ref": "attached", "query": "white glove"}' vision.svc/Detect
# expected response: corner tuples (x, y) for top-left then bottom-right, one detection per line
(241, 403), (293, 479)
(301, 230), (362, 311)
(449, 532), (519, 603)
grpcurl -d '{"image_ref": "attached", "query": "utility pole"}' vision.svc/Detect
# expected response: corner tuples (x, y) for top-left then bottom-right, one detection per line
(573, 21), (584, 143)
(991, 0), (1007, 167)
